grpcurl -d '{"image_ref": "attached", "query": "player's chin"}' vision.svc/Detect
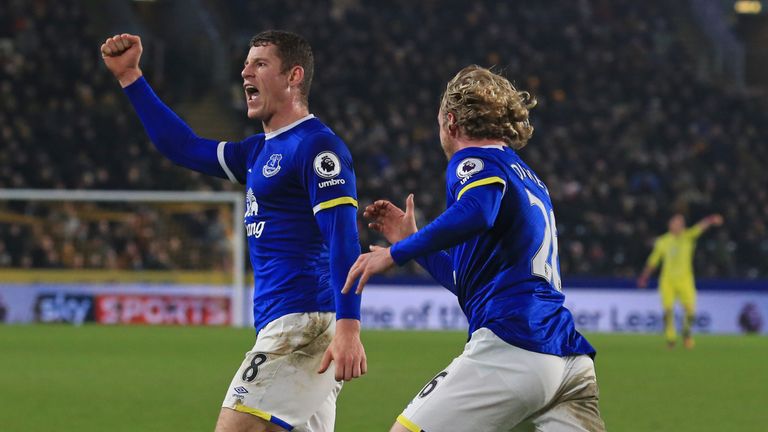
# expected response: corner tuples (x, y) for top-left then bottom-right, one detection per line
(246, 108), (262, 120)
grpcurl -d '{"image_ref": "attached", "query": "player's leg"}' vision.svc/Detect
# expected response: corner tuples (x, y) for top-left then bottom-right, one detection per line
(659, 281), (677, 347)
(389, 422), (410, 432)
(391, 328), (565, 432)
(679, 282), (697, 349)
(217, 312), (339, 432)
(215, 408), (286, 432)
(294, 381), (343, 432)
(527, 355), (606, 432)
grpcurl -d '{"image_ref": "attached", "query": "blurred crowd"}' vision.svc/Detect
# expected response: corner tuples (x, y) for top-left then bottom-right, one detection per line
(0, 201), (232, 271)
(0, 0), (231, 271)
(0, 0), (766, 278)
(224, 0), (767, 278)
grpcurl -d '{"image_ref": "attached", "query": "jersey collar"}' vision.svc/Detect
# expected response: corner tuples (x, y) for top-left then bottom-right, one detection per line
(480, 144), (505, 150)
(265, 114), (315, 140)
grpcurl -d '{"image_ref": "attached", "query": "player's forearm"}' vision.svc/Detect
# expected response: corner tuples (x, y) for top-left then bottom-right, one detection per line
(123, 77), (224, 176)
(316, 205), (362, 320)
(640, 266), (655, 279)
(124, 77), (196, 147)
(415, 251), (457, 294)
(390, 186), (502, 265)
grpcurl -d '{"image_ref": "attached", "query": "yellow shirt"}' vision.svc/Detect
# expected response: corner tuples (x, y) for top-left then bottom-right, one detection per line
(646, 226), (703, 284)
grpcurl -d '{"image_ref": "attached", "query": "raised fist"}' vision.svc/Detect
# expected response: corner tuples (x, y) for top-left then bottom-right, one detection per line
(100, 33), (143, 87)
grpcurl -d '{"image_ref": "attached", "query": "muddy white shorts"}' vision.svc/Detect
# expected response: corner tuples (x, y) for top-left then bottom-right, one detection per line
(222, 312), (341, 432)
(397, 328), (605, 432)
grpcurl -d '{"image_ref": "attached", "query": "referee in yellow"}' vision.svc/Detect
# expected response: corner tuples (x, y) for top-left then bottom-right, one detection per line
(638, 213), (724, 349)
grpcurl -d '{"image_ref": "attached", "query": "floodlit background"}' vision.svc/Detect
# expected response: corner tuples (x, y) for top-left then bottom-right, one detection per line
(1, 0), (767, 430)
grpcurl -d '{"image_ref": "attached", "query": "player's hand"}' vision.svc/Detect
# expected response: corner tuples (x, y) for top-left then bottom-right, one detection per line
(363, 194), (418, 244)
(637, 275), (648, 289)
(100, 33), (143, 87)
(341, 246), (395, 295)
(317, 319), (367, 382)
(708, 214), (724, 226)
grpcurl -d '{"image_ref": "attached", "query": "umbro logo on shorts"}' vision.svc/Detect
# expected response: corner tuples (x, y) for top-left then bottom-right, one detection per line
(234, 386), (249, 394)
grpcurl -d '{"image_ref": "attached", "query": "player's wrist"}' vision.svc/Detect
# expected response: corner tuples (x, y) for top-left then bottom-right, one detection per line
(117, 68), (143, 88)
(335, 318), (361, 335)
(400, 227), (417, 241)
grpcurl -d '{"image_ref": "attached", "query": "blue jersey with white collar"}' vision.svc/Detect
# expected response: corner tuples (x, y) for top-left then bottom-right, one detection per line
(121, 75), (361, 332)
(392, 145), (594, 357)
(218, 116), (360, 330)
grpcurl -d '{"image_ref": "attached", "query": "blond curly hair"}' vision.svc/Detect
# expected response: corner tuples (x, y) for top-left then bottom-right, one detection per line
(440, 65), (537, 150)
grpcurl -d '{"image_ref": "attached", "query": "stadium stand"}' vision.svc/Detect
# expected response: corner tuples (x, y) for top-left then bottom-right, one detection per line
(1, 0), (766, 278)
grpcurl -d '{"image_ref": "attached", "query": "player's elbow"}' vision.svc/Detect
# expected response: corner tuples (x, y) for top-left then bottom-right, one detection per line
(479, 212), (495, 230)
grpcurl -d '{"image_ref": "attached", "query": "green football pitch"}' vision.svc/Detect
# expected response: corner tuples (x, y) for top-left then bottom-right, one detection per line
(1, 326), (766, 431)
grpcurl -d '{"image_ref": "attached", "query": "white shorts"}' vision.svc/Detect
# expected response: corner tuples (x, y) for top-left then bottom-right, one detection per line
(222, 312), (341, 432)
(397, 328), (605, 432)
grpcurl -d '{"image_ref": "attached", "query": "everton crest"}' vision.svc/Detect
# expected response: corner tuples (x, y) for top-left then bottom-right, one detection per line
(262, 154), (283, 177)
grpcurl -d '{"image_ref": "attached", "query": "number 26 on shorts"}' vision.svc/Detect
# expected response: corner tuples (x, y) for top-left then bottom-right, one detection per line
(419, 371), (448, 398)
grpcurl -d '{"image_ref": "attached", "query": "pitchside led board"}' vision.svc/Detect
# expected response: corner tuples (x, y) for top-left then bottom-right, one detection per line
(1, 282), (766, 335)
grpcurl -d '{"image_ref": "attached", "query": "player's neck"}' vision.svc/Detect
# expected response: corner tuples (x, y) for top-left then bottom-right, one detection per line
(262, 103), (310, 134)
(454, 138), (507, 153)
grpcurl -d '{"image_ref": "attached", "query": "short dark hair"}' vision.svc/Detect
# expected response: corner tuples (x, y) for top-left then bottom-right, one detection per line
(250, 30), (314, 104)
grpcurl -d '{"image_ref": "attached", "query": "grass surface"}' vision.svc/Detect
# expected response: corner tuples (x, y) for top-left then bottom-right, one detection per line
(1, 325), (766, 431)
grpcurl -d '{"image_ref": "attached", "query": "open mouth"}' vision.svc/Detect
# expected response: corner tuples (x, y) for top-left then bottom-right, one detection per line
(244, 84), (259, 101)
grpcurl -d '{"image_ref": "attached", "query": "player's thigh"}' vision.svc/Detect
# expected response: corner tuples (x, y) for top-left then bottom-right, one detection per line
(530, 355), (605, 432)
(678, 283), (697, 313)
(294, 381), (342, 432)
(396, 328), (565, 432)
(390, 422), (413, 432)
(221, 312), (338, 431)
(215, 407), (286, 432)
(659, 281), (676, 309)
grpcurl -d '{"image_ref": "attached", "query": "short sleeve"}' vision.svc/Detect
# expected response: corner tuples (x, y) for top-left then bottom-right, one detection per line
(219, 136), (261, 184)
(447, 151), (507, 201)
(298, 133), (358, 214)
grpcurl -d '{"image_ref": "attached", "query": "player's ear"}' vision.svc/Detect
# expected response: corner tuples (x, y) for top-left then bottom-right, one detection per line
(287, 65), (304, 90)
(446, 112), (459, 136)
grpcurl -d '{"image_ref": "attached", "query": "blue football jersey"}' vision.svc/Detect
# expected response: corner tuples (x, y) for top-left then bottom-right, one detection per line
(218, 115), (358, 331)
(446, 145), (594, 357)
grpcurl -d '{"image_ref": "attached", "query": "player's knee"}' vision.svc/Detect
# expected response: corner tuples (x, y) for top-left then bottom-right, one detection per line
(215, 407), (286, 432)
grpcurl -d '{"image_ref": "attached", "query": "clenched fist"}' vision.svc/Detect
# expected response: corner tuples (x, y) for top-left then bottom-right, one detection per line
(100, 33), (143, 88)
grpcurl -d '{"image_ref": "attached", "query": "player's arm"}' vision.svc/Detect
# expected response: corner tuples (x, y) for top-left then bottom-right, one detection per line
(101, 34), (246, 182)
(343, 183), (503, 294)
(363, 195), (456, 293)
(314, 205), (366, 381)
(298, 133), (365, 382)
(638, 239), (663, 288)
(690, 214), (724, 237)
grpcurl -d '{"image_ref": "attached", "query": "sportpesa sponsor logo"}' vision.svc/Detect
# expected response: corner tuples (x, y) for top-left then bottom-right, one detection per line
(244, 188), (259, 218)
(318, 178), (346, 188)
